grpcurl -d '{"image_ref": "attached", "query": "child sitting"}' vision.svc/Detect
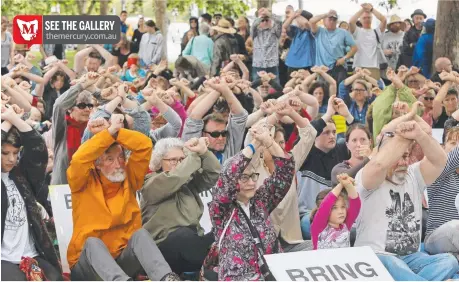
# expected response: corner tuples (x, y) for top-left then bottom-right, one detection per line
(121, 54), (146, 82)
(310, 173), (361, 250)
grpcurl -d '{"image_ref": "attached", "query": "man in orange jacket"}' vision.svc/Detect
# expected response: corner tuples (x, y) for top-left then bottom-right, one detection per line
(67, 114), (179, 281)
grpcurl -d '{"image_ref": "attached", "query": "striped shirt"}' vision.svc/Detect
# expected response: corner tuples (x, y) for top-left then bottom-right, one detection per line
(426, 145), (459, 237)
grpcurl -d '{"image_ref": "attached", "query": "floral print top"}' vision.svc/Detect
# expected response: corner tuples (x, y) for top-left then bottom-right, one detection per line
(209, 151), (295, 281)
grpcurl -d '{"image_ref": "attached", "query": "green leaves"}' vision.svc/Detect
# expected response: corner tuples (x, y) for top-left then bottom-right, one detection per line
(167, 0), (249, 18)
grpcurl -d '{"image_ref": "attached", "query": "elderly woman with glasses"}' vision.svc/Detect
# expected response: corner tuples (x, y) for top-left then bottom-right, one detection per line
(140, 136), (220, 275)
(206, 126), (295, 280)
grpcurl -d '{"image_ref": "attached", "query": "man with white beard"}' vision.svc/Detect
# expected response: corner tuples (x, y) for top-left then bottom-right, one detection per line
(66, 114), (180, 281)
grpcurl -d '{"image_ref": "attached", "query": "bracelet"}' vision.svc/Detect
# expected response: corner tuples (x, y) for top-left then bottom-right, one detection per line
(247, 144), (255, 154)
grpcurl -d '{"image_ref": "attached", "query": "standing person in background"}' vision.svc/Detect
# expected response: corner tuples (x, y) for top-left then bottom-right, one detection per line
(139, 20), (164, 67)
(120, 11), (129, 35)
(339, 21), (349, 31)
(237, 16), (250, 42)
(283, 9), (315, 74)
(309, 10), (357, 85)
(400, 9), (426, 68)
(200, 13), (212, 26)
(349, 3), (387, 77)
(225, 17), (248, 59)
(1, 16), (13, 75)
(132, 16), (146, 50)
(111, 34), (135, 68)
(413, 19), (435, 78)
(209, 19), (239, 77)
(382, 15), (405, 84)
(404, 18), (413, 33)
(73, 44), (115, 78)
(251, 7), (282, 82)
(182, 23), (214, 71)
(181, 17), (199, 53)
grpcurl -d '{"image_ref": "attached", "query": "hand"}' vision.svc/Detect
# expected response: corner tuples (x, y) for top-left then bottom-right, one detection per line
(274, 101), (292, 117)
(122, 62), (128, 70)
(361, 3), (373, 12)
(1, 92), (11, 105)
(144, 90), (161, 106)
(293, 9), (303, 18)
(185, 137), (209, 155)
(206, 78), (231, 94)
(88, 117), (110, 135)
(383, 49), (393, 56)
(2, 76), (16, 89)
(326, 95), (337, 115)
(334, 98), (350, 118)
(337, 173), (355, 189)
(424, 80), (438, 90)
(336, 57), (346, 66)
(408, 66), (420, 75)
(42, 120), (52, 128)
(25, 53), (35, 62)
(250, 126), (273, 148)
(1, 106), (18, 121)
(109, 114), (125, 134)
(100, 87), (118, 100)
(11, 104), (24, 118)
(439, 71), (457, 82)
(260, 99), (277, 115)
(392, 101), (410, 117)
(288, 96), (302, 109)
(310, 66), (322, 74)
(142, 87), (154, 98)
(357, 145), (372, 158)
(117, 83), (129, 97)
(395, 120), (422, 140)
(81, 72), (101, 89)
(230, 54), (241, 63)
(320, 66), (330, 73)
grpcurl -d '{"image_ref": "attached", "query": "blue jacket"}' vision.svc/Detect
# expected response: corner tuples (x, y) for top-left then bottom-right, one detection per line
(412, 33), (433, 78)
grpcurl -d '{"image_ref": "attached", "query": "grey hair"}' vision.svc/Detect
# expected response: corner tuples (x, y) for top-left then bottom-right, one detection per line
(149, 137), (185, 171)
(199, 22), (210, 36)
(75, 90), (93, 105)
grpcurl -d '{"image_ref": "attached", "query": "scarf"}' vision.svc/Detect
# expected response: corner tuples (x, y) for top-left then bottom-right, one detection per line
(65, 115), (87, 161)
(285, 109), (312, 152)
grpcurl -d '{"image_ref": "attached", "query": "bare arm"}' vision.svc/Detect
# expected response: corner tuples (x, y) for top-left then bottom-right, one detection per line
(35, 65), (60, 97)
(187, 92), (209, 115)
(282, 13), (296, 33)
(417, 130), (448, 185)
(235, 59), (250, 81)
(3, 86), (32, 111)
(248, 87), (263, 109)
(309, 13), (328, 34)
(219, 86), (245, 115)
(15, 71), (45, 85)
(349, 8), (364, 34)
(344, 72), (361, 86)
(189, 90), (220, 119)
(432, 81), (451, 120)
(92, 44), (114, 68)
(74, 47), (93, 75)
(57, 61), (76, 80)
(372, 8), (387, 33)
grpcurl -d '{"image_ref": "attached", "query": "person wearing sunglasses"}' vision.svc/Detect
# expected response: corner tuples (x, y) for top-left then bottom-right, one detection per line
(207, 126), (294, 280)
(182, 78), (248, 164)
(140, 137), (220, 275)
(354, 119), (459, 280)
(51, 72), (100, 186)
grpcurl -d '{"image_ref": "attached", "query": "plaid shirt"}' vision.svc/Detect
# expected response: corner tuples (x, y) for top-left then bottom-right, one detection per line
(251, 17), (282, 68)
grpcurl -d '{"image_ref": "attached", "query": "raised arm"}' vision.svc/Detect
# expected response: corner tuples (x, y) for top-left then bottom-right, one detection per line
(207, 80), (245, 115)
(433, 79), (453, 121)
(56, 60), (76, 80)
(2, 84), (32, 111)
(349, 7), (365, 34)
(35, 65), (60, 97)
(282, 10), (299, 33)
(309, 12), (329, 34)
(92, 44), (115, 68)
(189, 90), (220, 119)
(74, 47), (93, 76)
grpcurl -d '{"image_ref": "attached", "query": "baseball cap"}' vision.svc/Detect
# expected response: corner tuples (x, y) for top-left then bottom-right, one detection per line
(300, 10), (313, 21)
(328, 11), (338, 19)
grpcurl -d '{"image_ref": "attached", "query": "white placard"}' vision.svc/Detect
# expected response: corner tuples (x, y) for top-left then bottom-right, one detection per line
(49, 185), (73, 274)
(432, 128), (444, 144)
(49, 185), (214, 274)
(264, 246), (393, 281)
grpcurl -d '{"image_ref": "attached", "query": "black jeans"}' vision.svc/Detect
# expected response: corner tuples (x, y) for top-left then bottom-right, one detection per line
(1, 257), (63, 281)
(158, 227), (215, 274)
(328, 65), (348, 86)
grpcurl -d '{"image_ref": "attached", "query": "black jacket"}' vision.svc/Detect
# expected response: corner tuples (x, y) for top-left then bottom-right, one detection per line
(399, 26), (422, 67)
(1, 129), (60, 270)
(210, 33), (240, 77)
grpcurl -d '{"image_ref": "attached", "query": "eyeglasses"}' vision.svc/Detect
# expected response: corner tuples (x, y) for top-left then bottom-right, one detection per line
(407, 80), (420, 84)
(377, 131), (395, 152)
(261, 17), (270, 23)
(423, 97), (434, 101)
(353, 88), (366, 93)
(163, 157), (185, 165)
(204, 130), (228, 138)
(75, 103), (94, 110)
(239, 173), (260, 183)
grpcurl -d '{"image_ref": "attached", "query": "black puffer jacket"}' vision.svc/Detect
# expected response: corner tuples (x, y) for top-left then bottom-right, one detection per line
(210, 33), (240, 77)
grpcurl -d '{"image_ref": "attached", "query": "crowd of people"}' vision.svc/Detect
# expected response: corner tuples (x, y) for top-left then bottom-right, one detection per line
(1, 2), (459, 281)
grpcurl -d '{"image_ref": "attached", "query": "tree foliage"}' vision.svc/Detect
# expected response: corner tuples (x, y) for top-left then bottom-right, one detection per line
(167, 0), (249, 18)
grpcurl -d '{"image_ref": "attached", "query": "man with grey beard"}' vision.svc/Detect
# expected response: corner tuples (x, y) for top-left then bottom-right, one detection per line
(66, 114), (180, 281)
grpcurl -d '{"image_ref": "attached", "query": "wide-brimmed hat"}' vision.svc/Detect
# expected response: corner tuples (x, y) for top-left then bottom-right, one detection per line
(411, 9), (426, 19)
(211, 18), (236, 34)
(387, 14), (405, 30)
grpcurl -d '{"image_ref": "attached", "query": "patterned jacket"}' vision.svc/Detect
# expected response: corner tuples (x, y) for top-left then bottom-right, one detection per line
(1, 129), (61, 271)
(209, 151), (294, 280)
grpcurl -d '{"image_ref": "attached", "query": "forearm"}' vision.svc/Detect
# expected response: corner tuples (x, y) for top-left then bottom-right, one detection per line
(222, 61), (235, 73)
(344, 73), (360, 86)
(349, 9), (364, 29)
(249, 88), (263, 109)
(74, 47), (92, 74)
(434, 81), (451, 103)
(92, 45), (114, 67)
(373, 9), (387, 28)
(282, 16), (295, 31)
(309, 13), (327, 25)
(6, 115), (33, 132)
(236, 61), (250, 81)
(19, 72), (45, 84)
(58, 63), (76, 80)
(289, 110), (309, 128)
(5, 87), (32, 111)
(416, 132), (446, 167)
(1, 120), (13, 132)
(222, 89), (244, 115)
(189, 90), (220, 119)
(105, 96), (123, 113)
(364, 75), (379, 87)
(122, 97), (139, 109)
(345, 45), (358, 59)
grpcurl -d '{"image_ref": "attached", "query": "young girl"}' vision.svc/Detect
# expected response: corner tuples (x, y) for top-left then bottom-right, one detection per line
(310, 173), (361, 250)
(121, 54), (146, 82)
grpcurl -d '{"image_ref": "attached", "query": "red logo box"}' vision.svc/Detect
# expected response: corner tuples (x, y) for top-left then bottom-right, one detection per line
(13, 15), (43, 48)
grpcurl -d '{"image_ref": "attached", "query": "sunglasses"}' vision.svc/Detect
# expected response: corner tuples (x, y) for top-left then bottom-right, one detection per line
(240, 173), (260, 183)
(75, 103), (94, 110)
(204, 130), (228, 138)
(261, 17), (270, 23)
(423, 97), (434, 101)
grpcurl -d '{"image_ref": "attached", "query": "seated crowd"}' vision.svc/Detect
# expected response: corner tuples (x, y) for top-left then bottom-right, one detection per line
(1, 3), (459, 281)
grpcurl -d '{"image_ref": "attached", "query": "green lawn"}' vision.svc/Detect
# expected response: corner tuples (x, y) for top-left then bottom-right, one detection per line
(28, 50), (77, 69)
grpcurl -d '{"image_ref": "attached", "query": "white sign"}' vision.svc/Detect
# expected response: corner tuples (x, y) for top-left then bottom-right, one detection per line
(49, 185), (214, 274)
(264, 246), (393, 281)
(432, 128), (444, 144)
(49, 185), (73, 274)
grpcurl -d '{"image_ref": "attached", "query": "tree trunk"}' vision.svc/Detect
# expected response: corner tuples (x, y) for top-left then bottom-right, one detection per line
(298, 0), (303, 10)
(433, 0), (459, 70)
(155, 0), (168, 61)
(100, 0), (108, 15)
(257, 0), (272, 9)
